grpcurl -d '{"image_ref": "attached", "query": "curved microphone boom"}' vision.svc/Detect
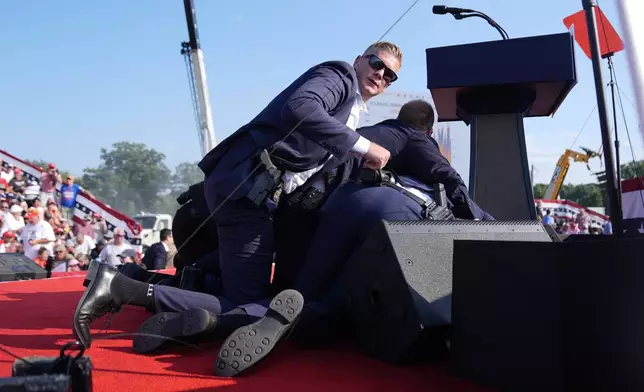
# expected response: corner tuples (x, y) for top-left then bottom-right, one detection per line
(432, 5), (474, 14)
(432, 5), (509, 40)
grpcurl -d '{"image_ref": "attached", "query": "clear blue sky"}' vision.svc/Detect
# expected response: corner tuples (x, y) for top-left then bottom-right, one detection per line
(0, 0), (641, 185)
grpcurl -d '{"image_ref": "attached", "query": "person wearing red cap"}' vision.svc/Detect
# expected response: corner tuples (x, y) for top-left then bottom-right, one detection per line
(21, 208), (55, 260)
(0, 231), (18, 253)
(39, 163), (61, 205)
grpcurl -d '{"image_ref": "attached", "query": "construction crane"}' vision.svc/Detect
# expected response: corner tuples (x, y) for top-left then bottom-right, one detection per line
(543, 147), (601, 200)
(181, 0), (216, 157)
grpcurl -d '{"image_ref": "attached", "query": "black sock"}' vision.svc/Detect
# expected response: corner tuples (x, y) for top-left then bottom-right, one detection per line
(110, 273), (156, 309)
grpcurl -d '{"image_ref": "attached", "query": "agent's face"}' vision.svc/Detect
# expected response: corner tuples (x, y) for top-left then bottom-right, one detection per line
(354, 50), (400, 101)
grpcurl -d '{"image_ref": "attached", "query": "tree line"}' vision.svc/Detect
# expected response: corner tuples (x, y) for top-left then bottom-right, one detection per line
(29, 142), (203, 216)
(26, 142), (644, 216)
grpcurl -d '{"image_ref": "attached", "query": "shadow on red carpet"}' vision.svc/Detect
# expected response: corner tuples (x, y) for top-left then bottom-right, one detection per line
(0, 275), (490, 391)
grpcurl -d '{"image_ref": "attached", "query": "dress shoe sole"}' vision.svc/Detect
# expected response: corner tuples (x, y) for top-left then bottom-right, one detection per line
(214, 289), (304, 377)
(133, 308), (217, 354)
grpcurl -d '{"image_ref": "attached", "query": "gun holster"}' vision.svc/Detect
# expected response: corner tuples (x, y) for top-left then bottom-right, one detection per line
(10, 342), (93, 392)
(283, 186), (325, 212)
(358, 168), (455, 221)
(246, 150), (284, 206)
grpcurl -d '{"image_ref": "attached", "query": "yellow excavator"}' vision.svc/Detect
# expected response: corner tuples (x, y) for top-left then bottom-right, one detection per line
(542, 147), (601, 200)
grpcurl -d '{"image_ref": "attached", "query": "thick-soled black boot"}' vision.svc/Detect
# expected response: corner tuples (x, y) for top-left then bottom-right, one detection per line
(74, 263), (156, 348)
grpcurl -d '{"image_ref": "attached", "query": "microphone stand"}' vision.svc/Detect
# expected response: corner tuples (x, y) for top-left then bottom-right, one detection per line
(453, 11), (509, 40)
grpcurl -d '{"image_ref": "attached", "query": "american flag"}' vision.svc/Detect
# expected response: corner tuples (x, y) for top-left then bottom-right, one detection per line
(622, 177), (644, 236)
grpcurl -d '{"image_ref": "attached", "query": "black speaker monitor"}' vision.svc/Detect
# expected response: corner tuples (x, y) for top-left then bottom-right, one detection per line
(343, 219), (553, 365)
(451, 237), (644, 391)
(0, 253), (47, 282)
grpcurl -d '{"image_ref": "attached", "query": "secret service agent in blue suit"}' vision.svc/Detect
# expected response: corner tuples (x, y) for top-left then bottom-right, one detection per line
(192, 41), (402, 311)
(354, 99), (488, 220)
(71, 42), (402, 351)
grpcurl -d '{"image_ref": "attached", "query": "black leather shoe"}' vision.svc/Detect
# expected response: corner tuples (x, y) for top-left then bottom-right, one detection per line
(133, 308), (218, 353)
(214, 289), (304, 377)
(73, 263), (122, 348)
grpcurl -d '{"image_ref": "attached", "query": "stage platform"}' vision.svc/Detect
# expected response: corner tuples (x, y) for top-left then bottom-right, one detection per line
(0, 273), (489, 391)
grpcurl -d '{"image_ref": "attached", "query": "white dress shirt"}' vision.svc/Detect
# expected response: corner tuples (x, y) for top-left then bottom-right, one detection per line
(281, 90), (370, 194)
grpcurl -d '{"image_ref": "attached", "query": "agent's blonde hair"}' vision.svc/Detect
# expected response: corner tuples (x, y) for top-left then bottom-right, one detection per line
(363, 41), (403, 64)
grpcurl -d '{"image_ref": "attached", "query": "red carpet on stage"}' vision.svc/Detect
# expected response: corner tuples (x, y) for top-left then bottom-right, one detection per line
(0, 274), (488, 392)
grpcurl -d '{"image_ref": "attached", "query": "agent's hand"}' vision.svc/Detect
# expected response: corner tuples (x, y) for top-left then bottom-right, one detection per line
(362, 142), (391, 170)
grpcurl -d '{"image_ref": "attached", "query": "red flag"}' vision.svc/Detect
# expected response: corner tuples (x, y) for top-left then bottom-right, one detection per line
(563, 7), (624, 59)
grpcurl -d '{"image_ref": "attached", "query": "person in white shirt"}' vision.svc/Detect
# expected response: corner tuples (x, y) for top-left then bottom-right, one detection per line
(51, 244), (76, 272)
(21, 209), (56, 260)
(99, 227), (133, 267)
(24, 183), (41, 207)
(1, 205), (25, 236)
(0, 231), (19, 253)
(0, 164), (14, 183)
(74, 231), (96, 256)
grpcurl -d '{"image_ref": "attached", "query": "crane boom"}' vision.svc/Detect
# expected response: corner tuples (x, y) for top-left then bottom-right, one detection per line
(543, 148), (600, 200)
(182, 0), (216, 157)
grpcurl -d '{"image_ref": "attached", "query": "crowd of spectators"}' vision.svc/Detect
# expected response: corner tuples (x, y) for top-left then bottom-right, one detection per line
(537, 202), (612, 235)
(0, 160), (142, 273)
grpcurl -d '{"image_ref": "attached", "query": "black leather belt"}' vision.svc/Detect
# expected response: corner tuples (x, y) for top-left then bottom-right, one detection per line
(358, 168), (455, 220)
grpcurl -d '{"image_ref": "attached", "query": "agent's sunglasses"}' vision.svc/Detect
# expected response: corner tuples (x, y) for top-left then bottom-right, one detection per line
(365, 54), (398, 83)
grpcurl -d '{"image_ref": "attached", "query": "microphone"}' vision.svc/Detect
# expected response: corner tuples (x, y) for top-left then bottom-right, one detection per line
(432, 5), (474, 15)
(432, 4), (509, 40)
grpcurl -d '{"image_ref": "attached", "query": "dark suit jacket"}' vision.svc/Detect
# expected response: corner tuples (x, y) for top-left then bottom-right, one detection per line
(198, 61), (361, 200)
(297, 119), (488, 217)
(142, 242), (168, 271)
(354, 119), (470, 207)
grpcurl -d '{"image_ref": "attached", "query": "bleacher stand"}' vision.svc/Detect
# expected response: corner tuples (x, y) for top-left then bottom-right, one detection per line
(0, 159), (144, 275)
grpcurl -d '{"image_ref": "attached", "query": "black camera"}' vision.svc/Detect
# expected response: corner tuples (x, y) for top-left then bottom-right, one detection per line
(0, 342), (93, 392)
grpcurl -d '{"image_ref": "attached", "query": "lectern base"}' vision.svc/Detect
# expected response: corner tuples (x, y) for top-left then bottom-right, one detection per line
(469, 113), (536, 220)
